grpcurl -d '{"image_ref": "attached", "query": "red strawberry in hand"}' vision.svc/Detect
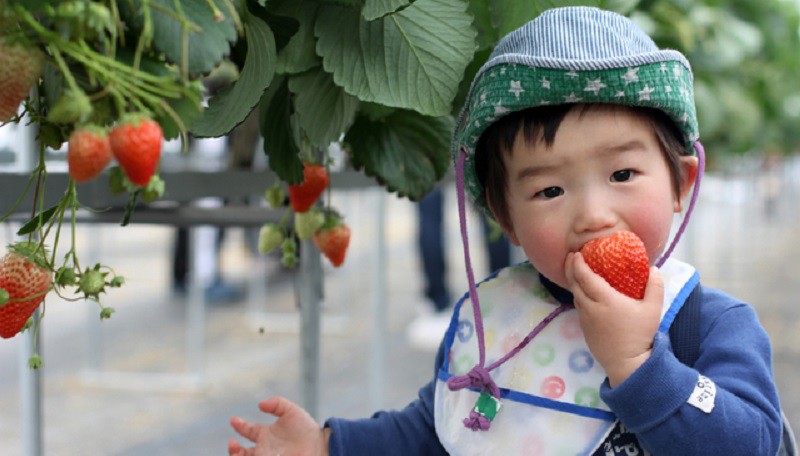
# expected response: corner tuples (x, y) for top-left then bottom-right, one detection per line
(579, 231), (650, 300)
(68, 127), (112, 183)
(0, 243), (53, 339)
(109, 116), (163, 186)
(289, 163), (329, 213)
(313, 221), (351, 268)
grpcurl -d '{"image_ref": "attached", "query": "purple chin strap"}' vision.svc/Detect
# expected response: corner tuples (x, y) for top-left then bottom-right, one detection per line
(446, 141), (706, 431)
(656, 141), (706, 267)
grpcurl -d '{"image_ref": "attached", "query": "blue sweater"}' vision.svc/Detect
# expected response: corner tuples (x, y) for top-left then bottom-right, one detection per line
(325, 284), (782, 455)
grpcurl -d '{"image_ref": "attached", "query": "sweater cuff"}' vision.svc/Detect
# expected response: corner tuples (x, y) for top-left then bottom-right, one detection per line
(600, 331), (697, 433)
(324, 418), (345, 456)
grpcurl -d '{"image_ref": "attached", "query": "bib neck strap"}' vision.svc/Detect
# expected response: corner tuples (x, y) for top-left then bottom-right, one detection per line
(448, 148), (572, 431)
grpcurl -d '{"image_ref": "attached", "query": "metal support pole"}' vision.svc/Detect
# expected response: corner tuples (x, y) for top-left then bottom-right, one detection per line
(296, 239), (323, 420)
(186, 226), (207, 386)
(369, 189), (387, 410)
(20, 309), (43, 456)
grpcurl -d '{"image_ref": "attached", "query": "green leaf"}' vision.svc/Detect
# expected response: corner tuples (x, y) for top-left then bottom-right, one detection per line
(275, 3), (321, 74)
(467, 0), (498, 50)
(190, 15), (276, 137)
(288, 67), (359, 147)
(344, 110), (452, 200)
(246, 0), (300, 52)
(259, 77), (304, 184)
(118, 0), (237, 75)
(316, 0), (476, 116)
(598, 0), (640, 15)
(490, 0), (597, 37)
(158, 81), (204, 140)
(17, 205), (59, 236)
(362, 0), (410, 20)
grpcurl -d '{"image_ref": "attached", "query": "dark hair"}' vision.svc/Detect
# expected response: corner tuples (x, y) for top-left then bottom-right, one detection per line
(474, 103), (689, 229)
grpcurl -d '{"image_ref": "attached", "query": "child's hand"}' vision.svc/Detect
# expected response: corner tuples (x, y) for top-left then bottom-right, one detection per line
(228, 396), (330, 456)
(565, 252), (664, 388)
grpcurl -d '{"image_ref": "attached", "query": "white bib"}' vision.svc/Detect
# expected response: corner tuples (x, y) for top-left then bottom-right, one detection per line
(434, 258), (699, 456)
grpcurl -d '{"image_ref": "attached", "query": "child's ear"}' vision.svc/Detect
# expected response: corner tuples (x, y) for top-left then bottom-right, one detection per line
(674, 155), (699, 212)
(486, 197), (520, 246)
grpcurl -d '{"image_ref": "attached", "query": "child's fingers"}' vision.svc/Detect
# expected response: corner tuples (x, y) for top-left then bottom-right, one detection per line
(259, 396), (293, 418)
(570, 252), (611, 301)
(230, 417), (260, 443)
(643, 267), (665, 303)
(228, 438), (246, 456)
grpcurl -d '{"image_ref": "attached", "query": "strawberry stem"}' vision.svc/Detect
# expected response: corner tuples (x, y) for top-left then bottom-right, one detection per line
(0, 172), (36, 223)
(48, 46), (82, 94)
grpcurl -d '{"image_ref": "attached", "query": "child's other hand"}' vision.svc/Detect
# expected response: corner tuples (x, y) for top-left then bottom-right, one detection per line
(228, 396), (330, 456)
(565, 252), (664, 388)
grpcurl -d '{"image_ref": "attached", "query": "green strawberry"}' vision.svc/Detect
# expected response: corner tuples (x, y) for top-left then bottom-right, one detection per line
(294, 209), (324, 241)
(264, 186), (286, 209)
(258, 224), (285, 254)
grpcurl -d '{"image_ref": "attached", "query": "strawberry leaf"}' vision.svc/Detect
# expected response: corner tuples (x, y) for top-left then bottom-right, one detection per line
(274, 3), (320, 74)
(288, 66), (359, 147)
(259, 77), (304, 184)
(17, 205), (58, 236)
(315, 0), (476, 116)
(362, 0), (410, 20)
(118, 0), (237, 76)
(344, 110), (451, 200)
(190, 13), (277, 137)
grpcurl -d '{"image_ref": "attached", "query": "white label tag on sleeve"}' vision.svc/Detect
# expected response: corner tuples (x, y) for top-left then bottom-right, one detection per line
(687, 375), (716, 413)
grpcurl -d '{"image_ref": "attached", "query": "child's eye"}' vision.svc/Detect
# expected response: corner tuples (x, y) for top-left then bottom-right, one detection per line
(610, 169), (634, 182)
(535, 186), (564, 199)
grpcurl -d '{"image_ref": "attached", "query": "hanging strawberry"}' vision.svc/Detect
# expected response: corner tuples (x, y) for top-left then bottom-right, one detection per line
(109, 116), (163, 187)
(313, 216), (351, 268)
(288, 162), (329, 213)
(0, 39), (44, 122)
(67, 126), (112, 183)
(0, 242), (53, 339)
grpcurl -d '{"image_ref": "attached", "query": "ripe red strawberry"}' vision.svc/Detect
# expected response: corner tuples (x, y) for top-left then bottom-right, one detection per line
(288, 163), (329, 213)
(579, 231), (650, 299)
(109, 116), (163, 186)
(68, 127), (112, 183)
(0, 40), (45, 122)
(0, 243), (53, 339)
(313, 222), (351, 267)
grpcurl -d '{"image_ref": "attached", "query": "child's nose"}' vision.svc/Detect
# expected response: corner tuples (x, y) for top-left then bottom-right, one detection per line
(572, 194), (617, 234)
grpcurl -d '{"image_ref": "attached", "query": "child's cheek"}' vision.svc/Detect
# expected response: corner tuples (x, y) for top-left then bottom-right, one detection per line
(627, 200), (675, 263)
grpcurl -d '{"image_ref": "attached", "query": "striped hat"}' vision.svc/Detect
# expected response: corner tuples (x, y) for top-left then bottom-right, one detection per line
(452, 6), (700, 213)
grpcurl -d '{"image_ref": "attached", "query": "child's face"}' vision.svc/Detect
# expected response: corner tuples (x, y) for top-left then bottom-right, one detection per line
(497, 105), (697, 289)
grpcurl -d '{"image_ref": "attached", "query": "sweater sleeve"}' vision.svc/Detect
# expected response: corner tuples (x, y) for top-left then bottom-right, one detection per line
(324, 339), (448, 455)
(600, 292), (782, 456)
